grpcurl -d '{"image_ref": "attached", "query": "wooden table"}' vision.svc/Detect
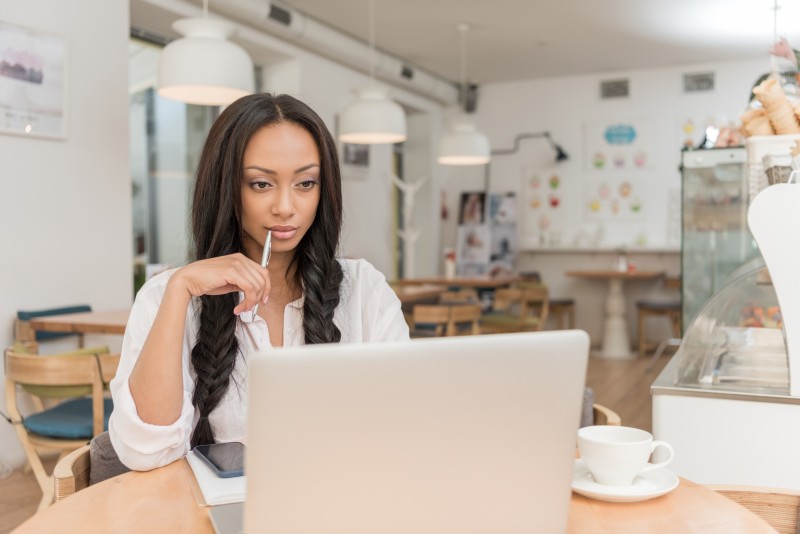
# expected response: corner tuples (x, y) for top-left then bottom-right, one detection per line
(16, 459), (775, 533)
(565, 271), (664, 358)
(392, 275), (521, 289)
(28, 309), (131, 336)
(391, 284), (448, 304)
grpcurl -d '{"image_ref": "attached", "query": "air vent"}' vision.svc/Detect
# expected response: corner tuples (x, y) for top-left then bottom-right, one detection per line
(683, 72), (715, 93)
(401, 65), (414, 80)
(269, 4), (292, 25)
(600, 79), (629, 99)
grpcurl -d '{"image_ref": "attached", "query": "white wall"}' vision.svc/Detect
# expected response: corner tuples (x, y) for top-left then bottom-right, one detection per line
(0, 1), (132, 467)
(439, 58), (766, 344)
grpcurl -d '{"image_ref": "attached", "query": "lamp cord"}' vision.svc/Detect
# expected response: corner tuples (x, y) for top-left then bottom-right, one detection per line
(773, 0), (778, 44)
(458, 23), (469, 109)
(368, 0), (376, 84)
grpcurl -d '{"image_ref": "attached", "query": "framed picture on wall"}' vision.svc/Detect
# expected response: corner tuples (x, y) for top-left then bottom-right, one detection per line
(334, 114), (370, 180)
(0, 21), (67, 139)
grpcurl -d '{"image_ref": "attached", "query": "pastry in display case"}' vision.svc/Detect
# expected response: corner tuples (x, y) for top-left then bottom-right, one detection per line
(673, 257), (788, 395)
(681, 148), (761, 332)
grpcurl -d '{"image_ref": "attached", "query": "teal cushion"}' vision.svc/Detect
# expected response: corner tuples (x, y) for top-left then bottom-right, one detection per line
(18, 305), (92, 342)
(23, 397), (113, 439)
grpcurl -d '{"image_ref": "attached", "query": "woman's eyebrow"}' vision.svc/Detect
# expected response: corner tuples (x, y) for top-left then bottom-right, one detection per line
(244, 163), (320, 175)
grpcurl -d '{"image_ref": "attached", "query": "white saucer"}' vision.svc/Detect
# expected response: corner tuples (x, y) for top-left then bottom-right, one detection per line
(571, 459), (679, 503)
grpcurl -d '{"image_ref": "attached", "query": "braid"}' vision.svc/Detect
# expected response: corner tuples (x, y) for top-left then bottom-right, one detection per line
(190, 293), (240, 447)
(298, 228), (343, 344)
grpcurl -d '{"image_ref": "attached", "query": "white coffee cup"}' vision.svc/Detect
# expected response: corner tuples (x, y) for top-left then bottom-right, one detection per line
(577, 425), (674, 487)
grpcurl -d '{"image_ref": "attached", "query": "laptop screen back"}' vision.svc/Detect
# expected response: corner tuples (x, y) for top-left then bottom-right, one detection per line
(245, 330), (589, 534)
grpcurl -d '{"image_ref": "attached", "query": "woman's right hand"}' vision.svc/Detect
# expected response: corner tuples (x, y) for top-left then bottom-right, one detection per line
(168, 253), (270, 315)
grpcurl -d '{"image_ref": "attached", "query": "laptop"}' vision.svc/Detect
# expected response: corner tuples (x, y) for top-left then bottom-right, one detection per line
(212, 330), (589, 534)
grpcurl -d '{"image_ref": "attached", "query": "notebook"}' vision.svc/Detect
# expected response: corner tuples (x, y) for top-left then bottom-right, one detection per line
(186, 449), (246, 506)
(240, 330), (589, 534)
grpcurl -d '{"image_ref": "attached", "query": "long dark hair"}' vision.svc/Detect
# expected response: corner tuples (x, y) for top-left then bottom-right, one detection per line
(189, 93), (344, 447)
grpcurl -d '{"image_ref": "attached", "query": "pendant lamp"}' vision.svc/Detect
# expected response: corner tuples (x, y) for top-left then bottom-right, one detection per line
(338, 0), (407, 144)
(157, 0), (254, 106)
(438, 23), (490, 166)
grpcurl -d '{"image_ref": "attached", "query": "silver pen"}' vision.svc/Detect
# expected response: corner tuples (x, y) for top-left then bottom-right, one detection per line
(251, 230), (272, 318)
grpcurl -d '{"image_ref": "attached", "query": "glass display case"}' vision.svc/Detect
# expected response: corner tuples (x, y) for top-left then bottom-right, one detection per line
(681, 148), (761, 331)
(673, 258), (788, 395)
(652, 171), (800, 491)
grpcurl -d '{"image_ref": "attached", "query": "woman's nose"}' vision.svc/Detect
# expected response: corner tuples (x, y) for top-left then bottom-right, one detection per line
(272, 187), (295, 216)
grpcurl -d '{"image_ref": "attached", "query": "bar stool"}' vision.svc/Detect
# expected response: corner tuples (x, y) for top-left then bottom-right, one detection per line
(636, 300), (681, 357)
(548, 298), (575, 330)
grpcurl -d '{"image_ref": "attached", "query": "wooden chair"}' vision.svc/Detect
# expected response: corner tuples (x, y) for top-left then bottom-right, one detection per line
(592, 403), (621, 426)
(410, 305), (452, 338)
(707, 485), (800, 534)
(515, 279), (574, 330)
(447, 304), (482, 336)
(481, 286), (549, 334)
(439, 288), (479, 304)
(4, 349), (119, 511)
(54, 444), (91, 502)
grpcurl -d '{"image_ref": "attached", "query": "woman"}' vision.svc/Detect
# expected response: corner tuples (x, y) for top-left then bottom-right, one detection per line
(110, 93), (409, 471)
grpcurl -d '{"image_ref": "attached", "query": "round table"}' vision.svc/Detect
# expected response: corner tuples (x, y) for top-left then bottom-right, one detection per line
(565, 270), (665, 358)
(16, 459), (776, 533)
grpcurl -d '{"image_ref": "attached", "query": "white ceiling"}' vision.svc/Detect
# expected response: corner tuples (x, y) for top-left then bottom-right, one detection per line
(132, 0), (800, 86)
(279, 0), (800, 83)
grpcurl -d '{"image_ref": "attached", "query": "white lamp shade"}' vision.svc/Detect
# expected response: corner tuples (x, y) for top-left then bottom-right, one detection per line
(339, 87), (407, 144)
(437, 121), (491, 165)
(158, 18), (254, 106)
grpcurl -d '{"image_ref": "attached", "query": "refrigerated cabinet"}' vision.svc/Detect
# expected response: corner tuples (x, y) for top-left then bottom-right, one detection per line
(681, 148), (761, 331)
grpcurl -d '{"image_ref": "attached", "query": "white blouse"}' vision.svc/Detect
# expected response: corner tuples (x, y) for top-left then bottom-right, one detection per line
(109, 258), (409, 471)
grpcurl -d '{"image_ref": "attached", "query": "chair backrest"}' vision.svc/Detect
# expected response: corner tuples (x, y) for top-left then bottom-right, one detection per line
(592, 403), (621, 426)
(447, 304), (482, 335)
(492, 288), (524, 314)
(411, 305), (452, 337)
(4, 349), (117, 436)
(439, 288), (479, 304)
(707, 485), (800, 534)
(520, 285), (549, 325)
(54, 444), (91, 501)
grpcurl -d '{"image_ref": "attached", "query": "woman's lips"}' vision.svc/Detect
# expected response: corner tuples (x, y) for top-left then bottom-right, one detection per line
(270, 227), (297, 240)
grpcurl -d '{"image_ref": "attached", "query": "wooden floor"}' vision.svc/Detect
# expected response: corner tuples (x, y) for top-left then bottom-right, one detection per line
(0, 351), (673, 532)
(0, 455), (57, 534)
(585, 350), (673, 432)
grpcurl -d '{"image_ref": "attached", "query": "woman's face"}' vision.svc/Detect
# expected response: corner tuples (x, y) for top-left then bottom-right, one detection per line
(240, 122), (321, 263)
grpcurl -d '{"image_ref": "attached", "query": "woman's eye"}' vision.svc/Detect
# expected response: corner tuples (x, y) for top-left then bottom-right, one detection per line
(298, 180), (319, 190)
(251, 180), (270, 190)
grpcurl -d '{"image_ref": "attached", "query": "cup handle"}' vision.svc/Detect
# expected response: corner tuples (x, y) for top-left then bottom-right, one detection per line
(642, 440), (674, 473)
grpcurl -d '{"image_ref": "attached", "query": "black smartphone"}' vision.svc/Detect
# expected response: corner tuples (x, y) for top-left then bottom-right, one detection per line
(193, 442), (246, 478)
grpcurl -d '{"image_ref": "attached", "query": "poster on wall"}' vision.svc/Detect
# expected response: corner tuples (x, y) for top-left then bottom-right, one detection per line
(458, 191), (486, 224)
(456, 224), (491, 274)
(487, 192), (517, 277)
(584, 177), (645, 220)
(0, 21), (67, 139)
(520, 167), (567, 247)
(583, 119), (655, 171)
